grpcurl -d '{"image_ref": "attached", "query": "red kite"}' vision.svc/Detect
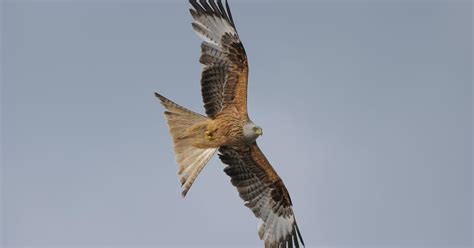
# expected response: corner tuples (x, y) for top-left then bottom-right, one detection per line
(155, 1), (305, 247)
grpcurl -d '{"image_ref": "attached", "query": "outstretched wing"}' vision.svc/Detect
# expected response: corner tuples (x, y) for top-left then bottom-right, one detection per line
(189, 0), (249, 119)
(219, 144), (305, 248)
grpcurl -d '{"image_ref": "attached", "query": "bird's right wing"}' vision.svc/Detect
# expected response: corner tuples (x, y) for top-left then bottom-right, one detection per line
(189, 0), (249, 119)
(219, 143), (305, 248)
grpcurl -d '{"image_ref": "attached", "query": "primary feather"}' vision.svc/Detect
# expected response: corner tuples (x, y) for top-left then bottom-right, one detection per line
(190, 0), (249, 118)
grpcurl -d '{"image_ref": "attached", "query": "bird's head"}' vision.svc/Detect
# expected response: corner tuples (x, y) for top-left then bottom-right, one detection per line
(243, 121), (263, 143)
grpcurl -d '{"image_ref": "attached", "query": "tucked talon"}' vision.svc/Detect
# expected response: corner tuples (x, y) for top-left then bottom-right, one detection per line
(205, 130), (213, 140)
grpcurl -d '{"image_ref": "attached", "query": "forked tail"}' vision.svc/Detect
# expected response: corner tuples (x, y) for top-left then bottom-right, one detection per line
(155, 92), (217, 197)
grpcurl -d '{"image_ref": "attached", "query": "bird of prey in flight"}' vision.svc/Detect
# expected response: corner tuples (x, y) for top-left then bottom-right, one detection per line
(155, 0), (305, 247)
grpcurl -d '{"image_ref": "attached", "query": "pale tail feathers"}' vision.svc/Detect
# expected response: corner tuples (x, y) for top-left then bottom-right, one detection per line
(155, 92), (217, 197)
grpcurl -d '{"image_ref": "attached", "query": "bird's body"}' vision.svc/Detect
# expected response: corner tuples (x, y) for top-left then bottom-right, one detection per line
(160, 103), (251, 149)
(155, 1), (305, 247)
(199, 106), (250, 148)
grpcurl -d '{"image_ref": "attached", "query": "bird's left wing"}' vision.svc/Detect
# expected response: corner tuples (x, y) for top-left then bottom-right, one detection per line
(219, 143), (305, 248)
(189, 0), (249, 119)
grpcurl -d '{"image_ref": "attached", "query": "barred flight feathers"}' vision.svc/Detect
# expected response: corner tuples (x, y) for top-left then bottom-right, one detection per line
(219, 144), (305, 248)
(190, 0), (249, 119)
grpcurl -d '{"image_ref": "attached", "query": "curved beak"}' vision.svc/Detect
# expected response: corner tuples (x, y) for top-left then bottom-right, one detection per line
(255, 128), (263, 136)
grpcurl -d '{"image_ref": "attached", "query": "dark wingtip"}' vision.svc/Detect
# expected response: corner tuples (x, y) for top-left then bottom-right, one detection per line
(181, 189), (189, 198)
(154, 92), (167, 103)
(295, 223), (305, 247)
(189, 0), (204, 13)
(189, 0), (236, 29)
(225, 0), (235, 27)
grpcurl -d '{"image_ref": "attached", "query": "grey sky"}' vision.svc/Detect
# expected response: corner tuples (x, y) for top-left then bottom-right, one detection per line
(1, 0), (472, 247)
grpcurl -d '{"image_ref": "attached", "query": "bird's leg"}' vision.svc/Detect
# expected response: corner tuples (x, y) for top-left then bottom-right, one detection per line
(205, 130), (214, 141)
(204, 122), (219, 142)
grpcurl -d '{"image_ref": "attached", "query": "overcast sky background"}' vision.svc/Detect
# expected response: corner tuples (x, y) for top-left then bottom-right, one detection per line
(1, 0), (472, 247)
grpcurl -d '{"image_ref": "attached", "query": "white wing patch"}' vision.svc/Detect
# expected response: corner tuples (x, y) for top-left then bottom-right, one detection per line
(252, 188), (298, 246)
(190, 8), (237, 47)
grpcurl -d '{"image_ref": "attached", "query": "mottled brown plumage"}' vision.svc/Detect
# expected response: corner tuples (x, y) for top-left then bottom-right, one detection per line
(155, 1), (304, 247)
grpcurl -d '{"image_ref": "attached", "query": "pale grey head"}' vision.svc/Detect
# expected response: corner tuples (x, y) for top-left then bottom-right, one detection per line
(243, 121), (263, 143)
